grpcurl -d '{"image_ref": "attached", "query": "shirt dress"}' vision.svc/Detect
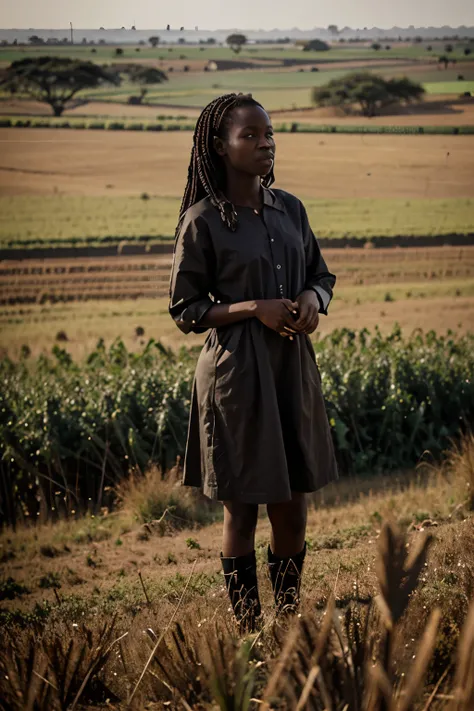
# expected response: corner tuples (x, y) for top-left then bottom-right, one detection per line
(169, 186), (339, 504)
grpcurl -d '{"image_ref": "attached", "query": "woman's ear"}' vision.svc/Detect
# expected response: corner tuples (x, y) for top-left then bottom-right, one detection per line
(213, 135), (226, 157)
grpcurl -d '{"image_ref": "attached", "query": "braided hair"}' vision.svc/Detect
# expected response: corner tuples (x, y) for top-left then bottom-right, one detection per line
(176, 93), (275, 235)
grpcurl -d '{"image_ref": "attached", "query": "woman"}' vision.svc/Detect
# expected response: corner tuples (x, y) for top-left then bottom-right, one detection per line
(169, 93), (338, 631)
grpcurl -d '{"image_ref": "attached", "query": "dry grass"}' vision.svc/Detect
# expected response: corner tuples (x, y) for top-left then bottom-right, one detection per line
(0, 437), (473, 707)
(1, 129), (474, 200)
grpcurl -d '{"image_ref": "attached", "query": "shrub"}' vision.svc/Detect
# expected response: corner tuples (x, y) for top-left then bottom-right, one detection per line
(31, 119), (52, 128)
(146, 123), (163, 131)
(304, 39), (330, 51)
(126, 122), (144, 130)
(0, 118), (12, 127)
(115, 466), (219, 531)
(108, 121), (125, 130)
(88, 121), (105, 129)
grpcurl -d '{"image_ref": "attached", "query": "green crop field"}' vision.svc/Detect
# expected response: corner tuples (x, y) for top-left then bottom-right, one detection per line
(78, 66), (474, 110)
(1, 195), (472, 249)
(2, 64), (472, 115)
(79, 68), (363, 111)
(424, 80), (474, 94)
(1, 42), (473, 65)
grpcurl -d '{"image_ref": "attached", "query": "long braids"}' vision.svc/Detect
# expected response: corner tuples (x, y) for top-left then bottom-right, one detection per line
(176, 93), (275, 237)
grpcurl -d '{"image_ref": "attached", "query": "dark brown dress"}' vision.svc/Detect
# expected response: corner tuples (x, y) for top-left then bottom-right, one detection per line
(169, 187), (338, 503)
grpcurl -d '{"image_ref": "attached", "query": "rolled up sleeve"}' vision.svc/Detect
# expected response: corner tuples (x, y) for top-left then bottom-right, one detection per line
(169, 212), (215, 334)
(300, 202), (336, 315)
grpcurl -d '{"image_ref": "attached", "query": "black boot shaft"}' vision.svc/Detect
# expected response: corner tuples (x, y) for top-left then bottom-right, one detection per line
(220, 549), (261, 632)
(267, 542), (307, 614)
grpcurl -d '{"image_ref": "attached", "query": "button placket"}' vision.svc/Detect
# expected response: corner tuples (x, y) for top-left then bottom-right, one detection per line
(260, 212), (284, 300)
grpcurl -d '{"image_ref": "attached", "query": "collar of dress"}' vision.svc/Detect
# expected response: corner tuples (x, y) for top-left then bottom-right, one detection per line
(262, 187), (286, 213)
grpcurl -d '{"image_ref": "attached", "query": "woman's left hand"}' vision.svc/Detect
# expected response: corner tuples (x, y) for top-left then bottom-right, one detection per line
(293, 290), (320, 334)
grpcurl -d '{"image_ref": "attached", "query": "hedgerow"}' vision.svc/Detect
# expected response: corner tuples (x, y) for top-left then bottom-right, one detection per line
(1, 327), (473, 525)
(1, 117), (473, 134)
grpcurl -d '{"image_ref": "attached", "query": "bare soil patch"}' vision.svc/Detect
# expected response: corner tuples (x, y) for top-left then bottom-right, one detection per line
(0, 98), (201, 118)
(1, 128), (473, 200)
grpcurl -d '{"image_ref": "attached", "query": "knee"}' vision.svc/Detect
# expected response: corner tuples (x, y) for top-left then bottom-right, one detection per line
(226, 505), (258, 541)
(285, 511), (306, 538)
(268, 498), (307, 538)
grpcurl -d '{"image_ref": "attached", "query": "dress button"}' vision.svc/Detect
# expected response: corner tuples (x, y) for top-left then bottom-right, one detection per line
(271, 238), (274, 242)
(192, 320), (196, 324)
(253, 209), (259, 215)
(276, 264), (281, 270)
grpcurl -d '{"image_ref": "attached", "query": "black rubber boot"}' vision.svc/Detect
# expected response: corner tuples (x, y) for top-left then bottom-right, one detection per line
(267, 541), (307, 615)
(220, 549), (262, 632)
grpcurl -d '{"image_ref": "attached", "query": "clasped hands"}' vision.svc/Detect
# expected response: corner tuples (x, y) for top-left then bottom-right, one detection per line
(254, 290), (320, 339)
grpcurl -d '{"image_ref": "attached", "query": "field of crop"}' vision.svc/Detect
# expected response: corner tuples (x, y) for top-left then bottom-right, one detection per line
(2, 246), (473, 360)
(1, 195), (473, 248)
(1, 42), (474, 117)
(75, 64), (474, 108)
(1, 41), (473, 65)
(424, 80), (474, 94)
(1, 325), (474, 707)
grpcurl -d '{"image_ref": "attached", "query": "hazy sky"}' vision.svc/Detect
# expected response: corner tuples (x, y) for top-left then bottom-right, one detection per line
(1, 0), (473, 30)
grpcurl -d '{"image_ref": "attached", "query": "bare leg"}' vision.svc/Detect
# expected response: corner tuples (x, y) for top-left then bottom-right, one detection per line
(267, 492), (307, 557)
(222, 501), (259, 557)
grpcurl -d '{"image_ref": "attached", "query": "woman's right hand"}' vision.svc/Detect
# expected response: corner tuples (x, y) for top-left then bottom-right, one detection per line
(254, 299), (300, 338)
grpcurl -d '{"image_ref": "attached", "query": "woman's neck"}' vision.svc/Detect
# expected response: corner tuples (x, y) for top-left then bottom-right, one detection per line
(224, 172), (262, 209)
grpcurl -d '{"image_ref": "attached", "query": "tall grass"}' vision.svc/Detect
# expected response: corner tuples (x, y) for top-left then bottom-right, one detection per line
(1, 519), (473, 709)
(115, 463), (221, 533)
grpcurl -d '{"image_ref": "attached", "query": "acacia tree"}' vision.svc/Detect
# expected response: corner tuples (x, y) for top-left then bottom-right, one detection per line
(226, 33), (247, 54)
(1, 56), (119, 116)
(149, 36), (160, 47)
(313, 72), (424, 117)
(128, 65), (168, 103)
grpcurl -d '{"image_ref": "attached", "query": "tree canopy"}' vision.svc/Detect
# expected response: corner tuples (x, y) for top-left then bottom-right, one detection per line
(303, 39), (330, 52)
(1, 56), (119, 116)
(313, 72), (425, 117)
(226, 34), (247, 54)
(128, 66), (168, 85)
